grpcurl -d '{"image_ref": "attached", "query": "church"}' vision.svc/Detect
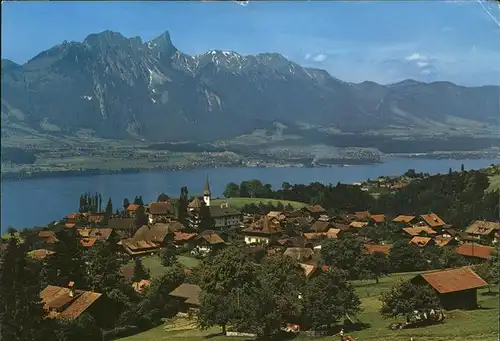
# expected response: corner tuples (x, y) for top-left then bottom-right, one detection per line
(187, 175), (243, 231)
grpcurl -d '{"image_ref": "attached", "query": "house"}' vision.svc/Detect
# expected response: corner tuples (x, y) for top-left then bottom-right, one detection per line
(267, 211), (287, 222)
(121, 239), (161, 256)
(28, 249), (56, 260)
(193, 231), (225, 254)
(66, 213), (83, 225)
(173, 231), (198, 248)
(310, 221), (331, 233)
(410, 267), (488, 310)
(132, 279), (151, 294)
(80, 237), (98, 248)
(40, 282), (102, 320)
(408, 236), (434, 248)
(209, 203), (243, 230)
(169, 283), (201, 314)
(276, 235), (314, 249)
(107, 218), (137, 238)
(283, 247), (315, 263)
(349, 221), (369, 229)
(433, 236), (457, 248)
(392, 215), (417, 226)
(419, 213), (446, 229)
(369, 214), (386, 225)
(147, 201), (175, 224)
(402, 226), (437, 237)
(126, 204), (140, 218)
(301, 205), (327, 219)
(455, 243), (494, 261)
(121, 223), (175, 256)
(242, 216), (282, 245)
(38, 231), (58, 244)
(364, 244), (392, 255)
(465, 221), (500, 244)
(354, 211), (371, 221)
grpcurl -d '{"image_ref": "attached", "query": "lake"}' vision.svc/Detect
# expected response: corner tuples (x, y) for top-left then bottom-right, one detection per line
(1, 157), (498, 231)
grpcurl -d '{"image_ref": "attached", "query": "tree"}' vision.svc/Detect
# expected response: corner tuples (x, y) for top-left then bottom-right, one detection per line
(132, 258), (149, 282)
(247, 254), (305, 337)
(362, 251), (390, 283)
(135, 205), (148, 227)
(157, 193), (169, 202)
(0, 239), (55, 341)
(105, 198), (113, 217)
(223, 182), (240, 198)
(388, 240), (427, 272)
(440, 246), (466, 269)
(45, 229), (87, 287)
(6, 227), (17, 236)
(198, 247), (258, 334)
(98, 193), (102, 212)
(55, 313), (102, 341)
(133, 196), (144, 206)
(198, 202), (214, 232)
(302, 267), (361, 330)
(380, 279), (440, 319)
(123, 198), (130, 210)
(177, 186), (189, 226)
(320, 235), (366, 279)
(161, 243), (177, 267)
(461, 163), (465, 172)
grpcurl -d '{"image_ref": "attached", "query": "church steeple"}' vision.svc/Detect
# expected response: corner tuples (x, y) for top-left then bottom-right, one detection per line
(203, 174), (211, 207)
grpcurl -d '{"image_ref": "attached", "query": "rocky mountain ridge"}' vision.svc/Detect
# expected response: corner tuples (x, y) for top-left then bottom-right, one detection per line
(2, 30), (499, 142)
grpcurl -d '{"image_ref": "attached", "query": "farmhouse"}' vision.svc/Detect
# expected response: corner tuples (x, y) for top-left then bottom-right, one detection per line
(147, 201), (175, 224)
(242, 216), (282, 245)
(169, 283), (201, 314)
(465, 220), (500, 244)
(455, 243), (494, 261)
(40, 282), (102, 320)
(411, 267), (488, 310)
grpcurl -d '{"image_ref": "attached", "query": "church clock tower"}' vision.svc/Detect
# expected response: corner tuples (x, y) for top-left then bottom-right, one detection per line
(203, 175), (211, 207)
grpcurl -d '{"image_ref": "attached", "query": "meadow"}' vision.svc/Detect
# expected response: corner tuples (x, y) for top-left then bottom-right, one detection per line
(118, 271), (499, 341)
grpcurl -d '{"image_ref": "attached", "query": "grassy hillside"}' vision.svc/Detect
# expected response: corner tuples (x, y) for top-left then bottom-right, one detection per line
(118, 272), (499, 341)
(212, 197), (307, 209)
(487, 175), (500, 192)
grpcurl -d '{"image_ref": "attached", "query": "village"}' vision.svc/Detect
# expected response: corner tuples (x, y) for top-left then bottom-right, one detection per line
(2, 168), (499, 341)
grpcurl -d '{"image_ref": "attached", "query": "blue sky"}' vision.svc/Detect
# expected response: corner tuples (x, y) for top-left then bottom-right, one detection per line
(2, 1), (500, 86)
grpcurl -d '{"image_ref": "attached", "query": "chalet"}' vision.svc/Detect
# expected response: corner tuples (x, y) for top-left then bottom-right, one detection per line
(169, 283), (201, 315)
(301, 205), (327, 219)
(28, 249), (55, 260)
(38, 231), (58, 245)
(310, 221), (331, 233)
(121, 239), (160, 256)
(276, 235), (314, 249)
(40, 282), (102, 320)
(465, 221), (500, 244)
(283, 247), (315, 263)
(88, 213), (105, 225)
(433, 236), (457, 248)
(209, 203), (243, 230)
(402, 226), (437, 238)
(173, 231), (198, 248)
(411, 267), (488, 310)
(392, 215), (417, 226)
(126, 204), (140, 218)
(418, 213), (446, 229)
(349, 221), (369, 229)
(242, 216), (282, 245)
(132, 280), (151, 294)
(66, 213), (83, 224)
(291, 216), (315, 230)
(364, 244), (392, 255)
(107, 218), (136, 238)
(147, 201), (175, 224)
(267, 211), (287, 222)
(193, 231), (225, 254)
(369, 214), (385, 225)
(80, 238), (98, 248)
(299, 263), (329, 279)
(455, 243), (494, 262)
(121, 223), (175, 256)
(408, 236), (434, 248)
(354, 211), (371, 221)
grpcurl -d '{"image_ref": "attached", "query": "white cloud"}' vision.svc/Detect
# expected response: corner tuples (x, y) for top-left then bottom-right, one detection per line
(312, 53), (327, 62)
(405, 53), (427, 62)
(417, 61), (429, 68)
(304, 53), (327, 63)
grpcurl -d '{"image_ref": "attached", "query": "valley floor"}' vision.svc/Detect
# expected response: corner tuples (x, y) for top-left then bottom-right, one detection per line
(118, 272), (499, 341)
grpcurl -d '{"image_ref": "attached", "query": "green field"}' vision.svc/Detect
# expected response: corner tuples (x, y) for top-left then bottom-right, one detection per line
(118, 271), (499, 341)
(127, 255), (200, 278)
(212, 197), (307, 209)
(487, 175), (500, 192)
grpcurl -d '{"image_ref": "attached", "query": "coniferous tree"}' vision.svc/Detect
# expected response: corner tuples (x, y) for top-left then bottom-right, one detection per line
(132, 258), (150, 282)
(98, 194), (102, 212)
(0, 239), (55, 341)
(123, 198), (130, 211)
(105, 198), (113, 217)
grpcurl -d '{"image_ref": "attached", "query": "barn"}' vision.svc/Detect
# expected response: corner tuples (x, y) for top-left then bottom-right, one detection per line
(411, 267), (488, 310)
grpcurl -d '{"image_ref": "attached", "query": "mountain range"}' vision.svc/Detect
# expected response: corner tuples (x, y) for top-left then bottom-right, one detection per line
(2, 30), (499, 143)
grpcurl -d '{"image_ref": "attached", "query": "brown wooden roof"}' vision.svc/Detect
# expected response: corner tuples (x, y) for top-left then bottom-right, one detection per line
(414, 267), (488, 294)
(40, 285), (101, 320)
(364, 244), (392, 255)
(126, 204), (140, 212)
(393, 215), (416, 223)
(169, 283), (201, 306)
(28, 249), (56, 260)
(456, 243), (494, 260)
(420, 213), (446, 228)
(370, 214), (386, 224)
(409, 236), (433, 247)
(149, 202), (174, 215)
(310, 221), (331, 233)
(303, 205), (326, 214)
(242, 216), (282, 235)
(434, 236), (455, 247)
(354, 211), (371, 220)
(465, 221), (500, 236)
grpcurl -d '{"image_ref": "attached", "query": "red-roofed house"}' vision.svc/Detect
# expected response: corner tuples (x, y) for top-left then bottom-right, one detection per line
(456, 243), (494, 261)
(411, 267), (488, 310)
